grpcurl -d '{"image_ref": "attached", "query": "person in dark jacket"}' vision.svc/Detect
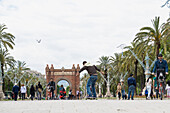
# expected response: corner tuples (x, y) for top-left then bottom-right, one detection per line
(47, 78), (55, 99)
(30, 85), (35, 101)
(12, 83), (19, 101)
(152, 54), (168, 77)
(37, 82), (43, 100)
(152, 54), (168, 94)
(77, 61), (104, 98)
(127, 74), (136, 100)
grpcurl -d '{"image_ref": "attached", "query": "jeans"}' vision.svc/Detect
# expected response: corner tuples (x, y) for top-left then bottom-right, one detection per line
(37, 91), (41, 100)
(121, 90), (125, 99)
(21, 93), (25, 100)
(87, 75), (98, 97)
(128, 85), (135, 100)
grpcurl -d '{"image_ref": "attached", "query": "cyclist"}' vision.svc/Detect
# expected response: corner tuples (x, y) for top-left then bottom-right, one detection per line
(152, 54), (168, 99)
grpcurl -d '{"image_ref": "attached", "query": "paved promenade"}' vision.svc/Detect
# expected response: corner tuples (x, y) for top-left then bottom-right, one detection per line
(0, 99), (169, 113)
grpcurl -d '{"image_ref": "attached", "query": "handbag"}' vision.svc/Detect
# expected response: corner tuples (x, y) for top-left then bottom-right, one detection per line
(38, 88), (42, 93)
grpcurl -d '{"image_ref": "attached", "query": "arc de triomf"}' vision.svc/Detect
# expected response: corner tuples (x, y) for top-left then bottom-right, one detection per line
(45, 64), (80, 97)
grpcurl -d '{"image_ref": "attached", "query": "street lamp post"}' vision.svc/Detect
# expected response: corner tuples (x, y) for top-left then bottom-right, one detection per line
(128, 49), (163, 94)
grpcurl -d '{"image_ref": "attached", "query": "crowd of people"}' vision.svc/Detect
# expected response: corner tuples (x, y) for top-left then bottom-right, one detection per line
(11, 54), (169, 101)
(12, 81), (43, 101)
(116, 54), (169, 100)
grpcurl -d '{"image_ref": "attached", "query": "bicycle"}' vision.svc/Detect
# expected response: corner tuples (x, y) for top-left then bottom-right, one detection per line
(157, 70), (165, 100)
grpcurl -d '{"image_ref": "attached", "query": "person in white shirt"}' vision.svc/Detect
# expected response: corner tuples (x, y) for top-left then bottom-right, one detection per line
(21, 84), (27, 100)
(146, 76), (152, 99)
(165, 81), (170, 98)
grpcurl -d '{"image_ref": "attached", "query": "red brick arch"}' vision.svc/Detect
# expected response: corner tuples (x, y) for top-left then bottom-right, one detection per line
(45, 64), (80, 97)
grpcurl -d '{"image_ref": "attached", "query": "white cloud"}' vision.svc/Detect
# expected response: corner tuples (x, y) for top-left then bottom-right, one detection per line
(0, 0), (169, 75)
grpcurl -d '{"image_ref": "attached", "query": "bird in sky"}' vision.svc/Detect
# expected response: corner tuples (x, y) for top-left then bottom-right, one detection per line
(36, 39), (41, 43)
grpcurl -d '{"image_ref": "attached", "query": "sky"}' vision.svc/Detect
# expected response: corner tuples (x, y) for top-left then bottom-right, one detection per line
(0, 0), (169, 75)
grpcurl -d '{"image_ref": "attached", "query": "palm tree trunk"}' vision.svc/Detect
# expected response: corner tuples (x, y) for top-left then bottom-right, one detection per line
(103, 69), (107, 95)
(156, 42), (160, 58)
(142, 68), (145, 88)
(134, 60), (138, 95)
(1, 63), (5, 93)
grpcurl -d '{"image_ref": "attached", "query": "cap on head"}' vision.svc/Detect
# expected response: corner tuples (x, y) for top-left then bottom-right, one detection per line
(83, 61), (87, 65)
(158, 54), (163, 57)
(15, 83), (17, 86)
(120, 79), (124, 82)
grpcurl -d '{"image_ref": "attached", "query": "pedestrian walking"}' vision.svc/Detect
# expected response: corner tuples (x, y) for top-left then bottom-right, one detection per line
(165, 81), (170, 98)
(30, 85), (35, 101)
(37, 81), (43, 100)
(127, 74), (136, 100)
(76, 90), (79, 99)
(47, 78), (55, 99)
(21, 84), (26, 100)
(77, 61), (104, 98)
(12, 83), (19, 101)
(120, 79), (126, 100)
(68, 89), (73, 100)
(117, 82), (121, 100)
(146, 76), (152, 100)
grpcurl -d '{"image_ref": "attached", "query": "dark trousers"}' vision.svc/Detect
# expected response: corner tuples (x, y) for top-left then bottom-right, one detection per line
(118, 92), (121, 100)
(154, 88), (159, 98)
(14, 93), (18, 101)
(31, 94), (34, 100)
(51, 90), (54, 99)
(21, 93), (25, 100)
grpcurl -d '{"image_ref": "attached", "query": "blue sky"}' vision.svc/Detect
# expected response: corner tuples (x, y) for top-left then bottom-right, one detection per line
(0, 0), (169, 75)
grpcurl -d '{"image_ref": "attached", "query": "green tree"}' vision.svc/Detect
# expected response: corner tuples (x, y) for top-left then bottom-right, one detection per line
(134, 17), (167, 57)
(0, 24), (15, 50)
(0, 49), (15, 92)
(97, 56), (111, 95)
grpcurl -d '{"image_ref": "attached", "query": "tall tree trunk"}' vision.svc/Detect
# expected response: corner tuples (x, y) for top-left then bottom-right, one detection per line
(140, 69), (143, 93)
(134, 60), (138, 95)
(142, 68), (145, 88)
(1, 63), (5, 93)
(156, 42), (160, 58)
(103, 69), (107, 95)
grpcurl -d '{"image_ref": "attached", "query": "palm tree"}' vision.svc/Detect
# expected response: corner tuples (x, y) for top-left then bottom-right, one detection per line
(161, 18), (170, 54)
(97, 56), (111, 95)
(0, 24), (15, 50)
(0, 49), (15, 92)
(134, 17), (167, 57)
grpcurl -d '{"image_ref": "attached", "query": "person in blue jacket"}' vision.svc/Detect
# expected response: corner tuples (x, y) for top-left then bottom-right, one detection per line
(12, 83), (19, 101)
(152, 54), (168, 95)
(127, 74), (136, 100)
(152, 54), (168, 78)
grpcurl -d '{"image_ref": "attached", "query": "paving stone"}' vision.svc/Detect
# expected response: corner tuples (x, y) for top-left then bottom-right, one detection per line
(0, 100), (170, 113)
